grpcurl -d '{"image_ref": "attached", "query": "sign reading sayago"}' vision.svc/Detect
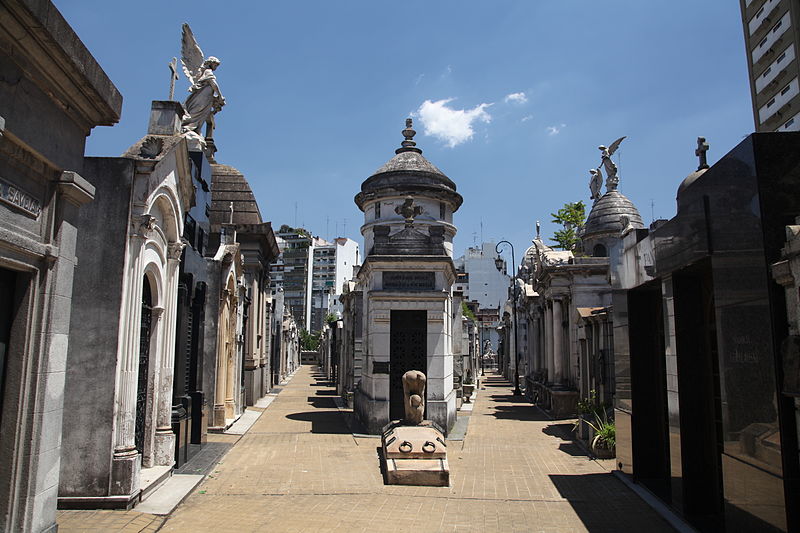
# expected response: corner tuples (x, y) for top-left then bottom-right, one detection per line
(383, 271), (435, 291)
(0, 178), (41, 218)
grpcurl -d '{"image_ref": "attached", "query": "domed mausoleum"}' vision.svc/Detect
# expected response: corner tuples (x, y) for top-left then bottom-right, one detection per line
(352, 119), (461, 435)
(580, 159), (644, 257)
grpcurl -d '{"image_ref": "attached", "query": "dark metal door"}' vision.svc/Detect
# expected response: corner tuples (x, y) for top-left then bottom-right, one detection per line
(389, 310), (427, 421)
(136, 276), (153, 454)
(0, 268), (16, 428)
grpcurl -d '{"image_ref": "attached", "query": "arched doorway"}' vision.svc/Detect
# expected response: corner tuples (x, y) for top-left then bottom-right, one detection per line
(135, 275), (154, 454)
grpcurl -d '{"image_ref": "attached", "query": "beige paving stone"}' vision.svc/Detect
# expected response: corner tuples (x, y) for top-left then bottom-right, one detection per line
(156, 366), (676, 532)
(60, 367), (677, 532)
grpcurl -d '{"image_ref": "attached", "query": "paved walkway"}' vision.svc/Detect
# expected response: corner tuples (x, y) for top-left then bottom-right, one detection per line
(152, 366), (675, 533)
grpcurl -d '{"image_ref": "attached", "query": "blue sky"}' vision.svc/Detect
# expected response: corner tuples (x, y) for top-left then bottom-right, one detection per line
(58, 1), (753, 263)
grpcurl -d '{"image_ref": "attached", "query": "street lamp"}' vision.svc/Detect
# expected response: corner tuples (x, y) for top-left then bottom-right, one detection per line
(495, 240), (522, 396)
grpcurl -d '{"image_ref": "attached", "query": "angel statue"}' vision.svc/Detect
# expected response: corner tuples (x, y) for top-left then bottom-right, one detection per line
(598, 136), (626, 191)
(179, 23), (225, 140)
(588, 168), (603, 201)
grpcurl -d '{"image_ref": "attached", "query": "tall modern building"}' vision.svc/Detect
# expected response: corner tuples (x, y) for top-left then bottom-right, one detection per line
(271, 227), (312, 329)
(453, 242), (510, 351)
(309, 237), (360, 332)
(271, 230), (360, 332)
(740, 0), (800, 132)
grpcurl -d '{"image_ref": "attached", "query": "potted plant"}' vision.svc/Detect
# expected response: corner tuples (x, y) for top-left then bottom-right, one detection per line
(584, 410), (615, 459)
(462, 369), (476, 403)
(574, 390), (598, 440)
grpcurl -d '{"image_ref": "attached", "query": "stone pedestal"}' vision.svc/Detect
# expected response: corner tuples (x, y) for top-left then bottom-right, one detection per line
(550, 389), (579, 419)
(381, 422), (449, 486)
(110, 450), (140, 498)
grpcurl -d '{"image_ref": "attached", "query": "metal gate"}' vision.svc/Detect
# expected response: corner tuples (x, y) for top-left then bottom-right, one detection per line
(135, 276), (153, 454)
(389, 310), (427, 421)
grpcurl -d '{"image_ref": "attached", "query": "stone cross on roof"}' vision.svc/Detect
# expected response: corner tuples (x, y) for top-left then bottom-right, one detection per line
(168, 57), (179, 101)
(695, 136), (709, 171)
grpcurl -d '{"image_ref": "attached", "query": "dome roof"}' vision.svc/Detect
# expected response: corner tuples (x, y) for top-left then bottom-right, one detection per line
(210, 164), (262, 226)
(355, 119), (462, 210)
(582, 190), (644, 238)
(677, 168), (707, 198)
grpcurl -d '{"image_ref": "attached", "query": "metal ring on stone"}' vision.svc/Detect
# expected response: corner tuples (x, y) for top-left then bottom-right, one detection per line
(422, 441), (436, 453)
(399, 441), (413, 453)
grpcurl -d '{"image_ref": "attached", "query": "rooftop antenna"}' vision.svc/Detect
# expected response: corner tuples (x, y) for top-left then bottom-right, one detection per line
(294, 202), (298, 227)
(650, 199), (655, 224)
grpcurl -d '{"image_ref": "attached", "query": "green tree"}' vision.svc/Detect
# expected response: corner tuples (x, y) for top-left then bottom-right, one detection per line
(461, 301), (476, 321)
(550, 201), (586, 251)
(299, 328), (320, 350)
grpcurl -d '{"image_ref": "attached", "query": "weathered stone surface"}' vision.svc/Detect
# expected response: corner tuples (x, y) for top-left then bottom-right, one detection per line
(583, 191), (644, 238)
(209, 164), (262, 226)
(381, 421), (449, 486)
(384, 457), (449, 487)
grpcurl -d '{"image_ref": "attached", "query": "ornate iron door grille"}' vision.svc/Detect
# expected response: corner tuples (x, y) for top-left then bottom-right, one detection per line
(136, 276), (153, 454)
(389, 310), (427, 421)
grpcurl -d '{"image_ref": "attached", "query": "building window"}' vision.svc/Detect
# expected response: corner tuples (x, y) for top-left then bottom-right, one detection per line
(593, 243), (607, 257)
(440, 202), (446, 219)
(183, 214), (196, 248)
(767, 97), (776, 108)
(778, 51), (787, 63)
(772, 19), (783, 33)
(762, 67), (772, 78)
(781, 83), (792, 95)
(759, 36), (768, 48)
(374, 202), (381, 219)
(785, 118), (795, 128)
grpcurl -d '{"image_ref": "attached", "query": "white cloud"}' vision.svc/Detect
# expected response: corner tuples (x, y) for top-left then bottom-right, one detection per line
(546, 123), (566, 136)
(416, 98), (492, 148)
(504, 92), (528, 104)
(521, 114), (534, 122)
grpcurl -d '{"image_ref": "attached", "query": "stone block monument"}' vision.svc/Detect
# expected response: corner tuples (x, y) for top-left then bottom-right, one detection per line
(380, 371), (449, 486)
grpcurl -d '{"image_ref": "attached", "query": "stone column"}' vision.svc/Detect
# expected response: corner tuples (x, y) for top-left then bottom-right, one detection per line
(153, 243), (183, 466)
(142, 305), (164, 469)
(552, 298), (564, 385)
(544, 303), (554, 383)
(213, 288), (230, 427)
(110, 218), (151, 495)
(225, 291), (238, 419)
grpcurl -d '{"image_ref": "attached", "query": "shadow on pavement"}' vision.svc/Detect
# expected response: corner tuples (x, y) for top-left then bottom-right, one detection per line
(549, 473), (676, 532)
(278, 371), (351, 434)
(490, 404), (552, 422)
(284, 411), (351, 434)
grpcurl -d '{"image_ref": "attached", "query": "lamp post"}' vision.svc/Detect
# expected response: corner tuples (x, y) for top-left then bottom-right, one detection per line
(495, 240), (522, 396)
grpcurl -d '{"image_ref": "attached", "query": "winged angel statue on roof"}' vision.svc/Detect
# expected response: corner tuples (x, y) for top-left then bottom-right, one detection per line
(588, 136), (626, 199)
(180, 23), (225, 141)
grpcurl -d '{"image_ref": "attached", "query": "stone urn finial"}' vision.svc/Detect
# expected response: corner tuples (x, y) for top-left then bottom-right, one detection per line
(396, 118), (422, 154)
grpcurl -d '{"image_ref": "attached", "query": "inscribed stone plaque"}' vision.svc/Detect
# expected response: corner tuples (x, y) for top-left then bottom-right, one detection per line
(373, 361), (390, 374)
(383, 271), (435, 291)
(0, 178), (41, 218)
